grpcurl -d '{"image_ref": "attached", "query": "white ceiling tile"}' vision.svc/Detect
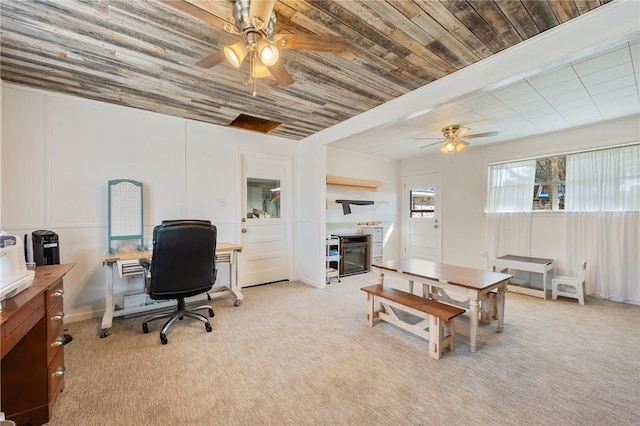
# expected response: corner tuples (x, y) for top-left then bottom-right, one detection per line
(591, 86), (639, 103)
(543, 87), (591, 105)
(535, 78), (585, 98)
(511, 99), (552, 114)
(586, 75), (637, 97)
(552, 97), (596, 112)
(573, 46), (630, 76)
(522, 106), (560, 119)
(600, 104), (640, 119)
(560, 107), (602, 123)
(527, 66), (577, 90)
(630, 41), (640, 68)
(500, 92), (544, 108)
(473, 102), (512, 117)
(458, 94), (500, 109)
(595, 93), (640, 109)
(491, 82), (537, 101)
(580, 62), (635, 86)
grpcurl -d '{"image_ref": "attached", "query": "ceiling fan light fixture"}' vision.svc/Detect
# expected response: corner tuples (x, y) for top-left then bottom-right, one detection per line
(257, 41), (279, 66)
(455, 142), (466, 152)
(444, 141), (456, 152)
(251, 61), (271, 78)
(224, 41), (248, 68)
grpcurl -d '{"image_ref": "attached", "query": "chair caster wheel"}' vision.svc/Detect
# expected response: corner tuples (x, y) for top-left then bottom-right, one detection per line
(205, 323), (212, 332)
(160, 334), (168, 344)
(234, 300), (242, 307)
(142, 324), (149, 334)
(208, 308), (214, 317)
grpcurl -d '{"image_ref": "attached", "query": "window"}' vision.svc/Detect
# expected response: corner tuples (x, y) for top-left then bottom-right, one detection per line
(488, 145), (639, 213)
(533, 156), (565, 211)
(410, 188), (435, 218)
(247, 178), (280, 219)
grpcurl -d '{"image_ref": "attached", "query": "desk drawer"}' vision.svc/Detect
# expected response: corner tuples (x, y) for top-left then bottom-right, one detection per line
(47, 280), (64, 308)
(48, 297), (64, 334)
(48, 347), (65, 405)
(1, 293), (45, 358)
(48, 320), (65, 365)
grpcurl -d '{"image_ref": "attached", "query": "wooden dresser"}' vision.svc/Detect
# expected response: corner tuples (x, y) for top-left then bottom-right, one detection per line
(1, 263), (74, 425)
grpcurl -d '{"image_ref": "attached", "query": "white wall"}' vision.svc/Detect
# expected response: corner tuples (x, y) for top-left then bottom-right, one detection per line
(401, 115), (640, 275)
(326, 148), (401, 262)
(295, 141), (326, 287)
(1, 83), (296, 322)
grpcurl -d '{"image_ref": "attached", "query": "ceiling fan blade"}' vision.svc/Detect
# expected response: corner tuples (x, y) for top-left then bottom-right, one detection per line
(195, 50), (226, 69)
(275, 34), (346, 52)
(267, 61), (295, 86)
(454, 126), (471, 137)
(464, 131), (499, 139)
(159, 0), (230, 30)
(249, 0), (276, 30)
(420, 141), (443, 148)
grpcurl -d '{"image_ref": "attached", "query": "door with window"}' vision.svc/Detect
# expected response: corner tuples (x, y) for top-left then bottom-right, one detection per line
(404, 172), (441, 262)
(240, 154), (292, 287)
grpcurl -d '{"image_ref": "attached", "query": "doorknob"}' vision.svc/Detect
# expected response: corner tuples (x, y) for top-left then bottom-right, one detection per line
(242, 228), (247, 233)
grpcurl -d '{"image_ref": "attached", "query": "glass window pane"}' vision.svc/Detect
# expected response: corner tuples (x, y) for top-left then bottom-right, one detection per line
(410, 188), (435, 218)
(247, 178), (280, 219)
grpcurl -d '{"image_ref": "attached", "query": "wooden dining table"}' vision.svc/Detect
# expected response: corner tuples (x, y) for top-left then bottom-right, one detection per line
(373, 258), (512, 352)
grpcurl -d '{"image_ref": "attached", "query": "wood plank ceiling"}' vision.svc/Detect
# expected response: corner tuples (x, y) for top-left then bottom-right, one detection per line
(0, 0), (610, 140)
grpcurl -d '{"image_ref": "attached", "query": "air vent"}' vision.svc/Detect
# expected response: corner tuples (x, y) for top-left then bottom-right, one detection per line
(229, 114), (281, 134)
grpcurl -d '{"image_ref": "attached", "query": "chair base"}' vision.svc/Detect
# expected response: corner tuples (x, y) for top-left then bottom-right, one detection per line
(142, 298), (214, 344)
(552, 282), (585, 305)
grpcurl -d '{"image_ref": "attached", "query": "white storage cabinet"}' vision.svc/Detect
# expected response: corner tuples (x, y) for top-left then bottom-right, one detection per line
(362, 226), (383, 265)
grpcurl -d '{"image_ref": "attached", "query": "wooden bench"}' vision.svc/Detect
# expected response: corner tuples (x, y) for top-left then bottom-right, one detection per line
(361, 284), (466, 359)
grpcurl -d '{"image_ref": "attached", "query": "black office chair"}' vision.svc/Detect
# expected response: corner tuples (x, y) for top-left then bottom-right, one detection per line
(139, 220), (217, 344)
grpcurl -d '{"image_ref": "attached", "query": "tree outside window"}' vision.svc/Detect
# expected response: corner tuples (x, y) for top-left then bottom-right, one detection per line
(533, 156), (565, 211)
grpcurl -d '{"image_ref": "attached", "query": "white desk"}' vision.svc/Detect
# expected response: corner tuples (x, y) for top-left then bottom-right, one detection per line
(373, 259), (511, 353)
(100, 242), (242, 338)
(491, 255), (554, 300)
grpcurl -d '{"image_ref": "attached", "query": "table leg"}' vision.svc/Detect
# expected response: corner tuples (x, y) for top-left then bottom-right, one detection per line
(469, 296), (480, 352)
(542, 271), (548, 300)
(100, 263), (115, 338)
(408, 280), (414, 294)
(497, 284), (506, 332)
(230, 249), (243, 306)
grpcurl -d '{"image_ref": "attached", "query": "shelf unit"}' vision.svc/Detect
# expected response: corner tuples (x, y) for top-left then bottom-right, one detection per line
(326, 236), (341, 284)
(362, 226), (383, 265)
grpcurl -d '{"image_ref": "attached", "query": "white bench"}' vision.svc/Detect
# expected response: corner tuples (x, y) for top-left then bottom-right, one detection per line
(361, 285), (466, 359)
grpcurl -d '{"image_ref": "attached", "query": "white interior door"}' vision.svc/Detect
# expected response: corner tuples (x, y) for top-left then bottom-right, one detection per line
(404, 172), (441, 262)
(240, 154), (291, 287)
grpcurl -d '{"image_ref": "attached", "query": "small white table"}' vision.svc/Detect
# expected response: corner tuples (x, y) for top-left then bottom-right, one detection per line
(99, 242), (242, 338)
(491, 255), (554, 300)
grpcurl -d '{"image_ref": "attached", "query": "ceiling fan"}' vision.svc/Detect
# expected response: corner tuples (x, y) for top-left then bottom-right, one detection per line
(161, 0), (346, 96)
(416, 125), (499, 154)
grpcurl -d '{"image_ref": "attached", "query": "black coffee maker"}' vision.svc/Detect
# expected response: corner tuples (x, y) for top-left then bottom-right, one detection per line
(32, 230), (60, 266)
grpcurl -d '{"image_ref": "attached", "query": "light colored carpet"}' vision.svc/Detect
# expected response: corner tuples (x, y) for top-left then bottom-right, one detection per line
(49, 272), (640, 426)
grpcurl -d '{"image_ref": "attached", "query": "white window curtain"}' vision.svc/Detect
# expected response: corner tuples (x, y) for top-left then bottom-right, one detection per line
(485, 160), (536, 263)
(565, 144), (640, 304)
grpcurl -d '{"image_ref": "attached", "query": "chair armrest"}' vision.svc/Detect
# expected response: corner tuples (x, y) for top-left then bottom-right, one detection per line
(139, 258), (151, 293)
